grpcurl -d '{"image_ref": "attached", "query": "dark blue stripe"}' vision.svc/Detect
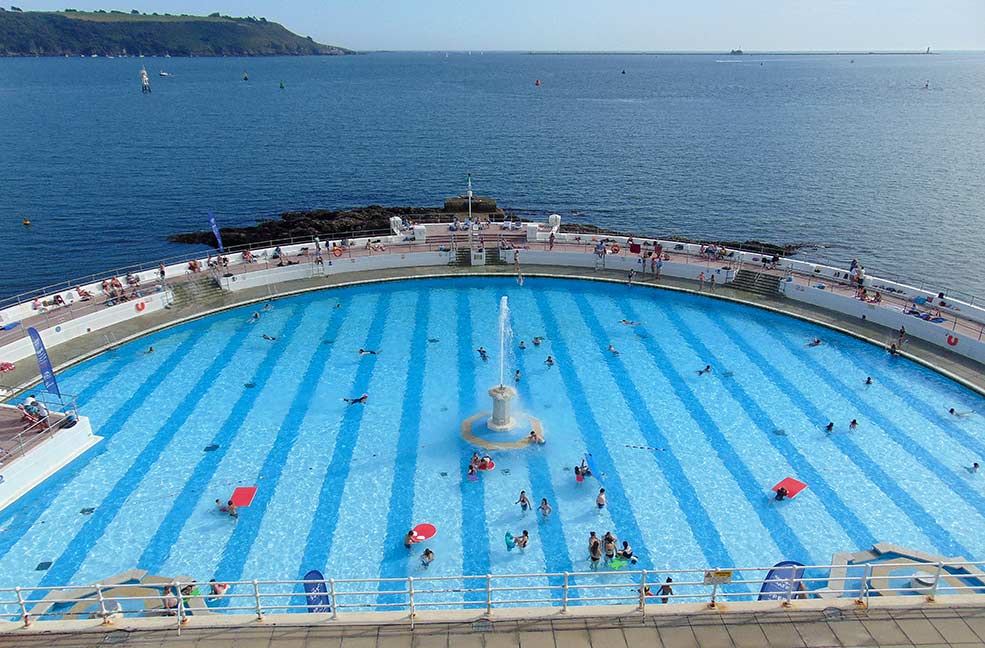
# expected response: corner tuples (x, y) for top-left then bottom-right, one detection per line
(293, 294), (392, 581)
(664, 306), (876, 551)
(569, 292), (736, 569)
(509, 300), (574, 604)
(733, 313), (970, 558)
(376, 292), (430, 603)
(34, 323), (253, 592)
(0, 338), (196, 558)
(458, 290), (491, 607)
(139, 305), (316, 572)
(530, 291), (651, 578)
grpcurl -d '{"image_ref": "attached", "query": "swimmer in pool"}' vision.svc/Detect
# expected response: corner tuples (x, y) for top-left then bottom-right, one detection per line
(335, 303), (342, 309)
(580, 457), (592, 478)
(539, 498), (552, 517)
(139, 346), (154, 355)
(519, 340), (527, 350)
(421, 548), (434, 568)
(227, 501), (238, 518)
(889, 344), (900, 356)
(574, 465), (583, 483)
(359, 349), (379, 355)
(596, 488), (607, 509)
(250, 312), (260, 323)
(209, 579), (229, 597)
(865, 377), (873, 385)
(514, 530), (529, 550)
(588, 533), (602, 569)
(263, 303), (272, 311)
(514, 370), (521, 383)
(774, 486), (789, 501)
(532, 337), (544, 346)
(215, 498), (228, 513)
(545, 356), (555, 367)
(825, 422), (834, 433)
(404, 530), (417, 548)
(262, 334), (277, 341)
(478, 456), (493, 470)
(343, 393), (368, 405)
(608, 344), (619, 355)
(968, 462), (980, 474)
(659, 577), (674, 603)
(467, 464), (478, 480)
(470, 453), (480, 469)
(603, 534), (616, 561)
(619, 319), (642, 326)
(697, 365), (711, 375)
(478, 347), (488, 361)
(516, 490), (531, 512)
(807, 337), (822, 347)
(617, 541), (636, 563)
(850, 419), (858, 430)
(528, 429), (545, 444)
(949, 408), (974, 417)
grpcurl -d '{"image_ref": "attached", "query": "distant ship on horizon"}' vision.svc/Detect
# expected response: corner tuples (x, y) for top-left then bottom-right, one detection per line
(729, 48), (743, 55)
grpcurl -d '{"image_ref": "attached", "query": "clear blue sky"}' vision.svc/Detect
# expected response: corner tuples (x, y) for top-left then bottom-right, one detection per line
(14, 1), (985, 51)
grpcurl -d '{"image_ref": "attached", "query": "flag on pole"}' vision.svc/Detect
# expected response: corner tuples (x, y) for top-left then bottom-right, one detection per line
(208, 212), (224, 253)
(27, 327), (60, 397)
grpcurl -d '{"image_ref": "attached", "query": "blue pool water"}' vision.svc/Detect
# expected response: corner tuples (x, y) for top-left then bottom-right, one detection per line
(2, 277), (984, 607)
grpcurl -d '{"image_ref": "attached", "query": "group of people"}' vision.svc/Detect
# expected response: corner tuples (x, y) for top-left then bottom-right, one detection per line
(215, 498), (239, 519)
(160, 579), (229, 615)
(588, 531), (637, 569)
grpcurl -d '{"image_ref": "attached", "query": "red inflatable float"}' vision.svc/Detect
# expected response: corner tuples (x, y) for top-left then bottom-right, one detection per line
(412, 523), (437, 542)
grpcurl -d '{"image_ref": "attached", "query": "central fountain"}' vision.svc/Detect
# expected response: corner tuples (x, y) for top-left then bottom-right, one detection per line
(487, 296), (517, 432)
(460, 295), (543, 449)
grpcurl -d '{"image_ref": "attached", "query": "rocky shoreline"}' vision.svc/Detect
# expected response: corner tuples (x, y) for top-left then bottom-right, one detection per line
(169, 202), (803, 257)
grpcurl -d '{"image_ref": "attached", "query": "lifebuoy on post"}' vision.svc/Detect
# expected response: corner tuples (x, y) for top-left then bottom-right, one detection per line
(947, 335), (959, 347)
(333, 247), (344, 258)
(610, 244), (621, 254)
(135, 302), (146, 313)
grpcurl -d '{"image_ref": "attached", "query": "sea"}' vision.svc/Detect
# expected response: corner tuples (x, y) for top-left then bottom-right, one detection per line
(1, 52), (983, 301)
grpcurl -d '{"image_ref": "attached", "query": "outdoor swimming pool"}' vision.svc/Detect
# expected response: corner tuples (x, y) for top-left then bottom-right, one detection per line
(1, 276), (984, 608)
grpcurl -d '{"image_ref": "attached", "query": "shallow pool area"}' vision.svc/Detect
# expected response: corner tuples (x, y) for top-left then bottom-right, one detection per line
(2, 276), (984, 609)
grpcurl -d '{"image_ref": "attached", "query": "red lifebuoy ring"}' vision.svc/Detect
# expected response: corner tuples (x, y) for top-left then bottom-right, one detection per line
(135, 302), (146, 313)
(610, 244), (621, 254)
(333, 247), (344, 258)
(947, 335), (959, 347)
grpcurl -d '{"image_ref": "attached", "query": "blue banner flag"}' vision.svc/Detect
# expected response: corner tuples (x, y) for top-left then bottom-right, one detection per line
(27, 327), (60, 397)
(208, 212), (224, 253)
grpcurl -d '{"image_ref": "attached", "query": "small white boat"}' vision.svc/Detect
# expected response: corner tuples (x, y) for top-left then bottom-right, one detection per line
(159, 71), (171, 77)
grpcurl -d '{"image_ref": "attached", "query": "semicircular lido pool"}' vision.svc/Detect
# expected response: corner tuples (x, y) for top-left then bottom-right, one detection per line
(1, 276), (984, 608)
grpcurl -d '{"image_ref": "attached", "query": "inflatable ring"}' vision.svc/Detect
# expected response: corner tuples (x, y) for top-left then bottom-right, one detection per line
(610, 244), (621, 254)
(333, 247), (344, 258)
(135, 302), (146, 313)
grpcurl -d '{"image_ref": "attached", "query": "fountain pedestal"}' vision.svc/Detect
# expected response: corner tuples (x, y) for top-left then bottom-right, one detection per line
(487, 385), (517, 432)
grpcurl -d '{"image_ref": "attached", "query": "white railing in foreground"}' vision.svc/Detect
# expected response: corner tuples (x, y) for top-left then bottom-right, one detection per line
(3, 560), (985, 628)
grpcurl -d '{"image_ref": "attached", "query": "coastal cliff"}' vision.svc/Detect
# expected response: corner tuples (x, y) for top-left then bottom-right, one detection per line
(0, 10), (350, 57)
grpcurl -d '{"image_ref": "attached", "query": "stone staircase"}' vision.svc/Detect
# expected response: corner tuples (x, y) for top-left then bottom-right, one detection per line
(730, 269), (783, 298)
(168, 276), (224, 309)
(485, 249), (508, 266)
(448, 248), (472, 267)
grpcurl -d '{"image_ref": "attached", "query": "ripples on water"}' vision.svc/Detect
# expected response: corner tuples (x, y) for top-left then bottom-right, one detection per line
(0, 52), (983, 299)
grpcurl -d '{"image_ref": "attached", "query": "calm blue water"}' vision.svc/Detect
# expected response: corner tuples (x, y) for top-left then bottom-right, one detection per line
(1, 277), (984, 609)
(1, 53), (984, 299)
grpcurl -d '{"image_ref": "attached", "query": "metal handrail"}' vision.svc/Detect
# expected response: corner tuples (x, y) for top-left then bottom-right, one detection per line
(4, 558), (985, 627)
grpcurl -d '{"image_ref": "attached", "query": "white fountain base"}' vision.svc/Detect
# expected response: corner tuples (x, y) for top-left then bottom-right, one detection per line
(487, 385), (517, 432)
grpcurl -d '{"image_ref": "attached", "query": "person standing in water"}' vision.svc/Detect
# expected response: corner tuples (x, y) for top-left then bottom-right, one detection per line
(516, 490), (532, 512)
(538, 498), (552, 517)
(596, 488), (607, 509)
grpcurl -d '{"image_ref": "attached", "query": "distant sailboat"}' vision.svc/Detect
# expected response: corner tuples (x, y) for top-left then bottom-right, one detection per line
(140, 67), (151, 93)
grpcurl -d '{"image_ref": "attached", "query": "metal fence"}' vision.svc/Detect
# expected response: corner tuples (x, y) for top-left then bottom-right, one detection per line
(3, 559), (985, 629)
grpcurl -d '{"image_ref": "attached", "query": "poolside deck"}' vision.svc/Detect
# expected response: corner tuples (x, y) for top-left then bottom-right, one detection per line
(6, 603), (985, 647)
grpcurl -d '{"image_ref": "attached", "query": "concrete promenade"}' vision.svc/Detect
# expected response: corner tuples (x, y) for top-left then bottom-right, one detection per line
(6, 604), (985, 647)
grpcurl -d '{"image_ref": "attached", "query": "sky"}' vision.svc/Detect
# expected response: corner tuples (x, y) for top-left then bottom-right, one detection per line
(12, 0), (985, 52)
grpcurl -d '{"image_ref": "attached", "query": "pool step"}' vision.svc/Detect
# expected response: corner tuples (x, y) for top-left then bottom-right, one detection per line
(731, 269), (784, 297)
(448, 248), (472, 267)
(169, 276), (224, 309)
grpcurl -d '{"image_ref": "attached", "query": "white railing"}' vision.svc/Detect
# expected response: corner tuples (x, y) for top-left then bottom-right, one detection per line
(4, 559), (985, 628)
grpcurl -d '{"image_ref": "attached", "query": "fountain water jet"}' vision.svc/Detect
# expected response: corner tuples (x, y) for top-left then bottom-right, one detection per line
(487, 296), (517, 432)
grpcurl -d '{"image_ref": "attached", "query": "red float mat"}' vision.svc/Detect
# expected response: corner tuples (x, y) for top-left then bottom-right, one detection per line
(412, 523), (437, 542)
(477, 460), (496, 471)
(230, 486), (258, 507)
(772, 477), (807, 499)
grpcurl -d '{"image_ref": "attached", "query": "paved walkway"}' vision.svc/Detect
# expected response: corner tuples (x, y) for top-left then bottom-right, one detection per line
(6, 605), (985, 647)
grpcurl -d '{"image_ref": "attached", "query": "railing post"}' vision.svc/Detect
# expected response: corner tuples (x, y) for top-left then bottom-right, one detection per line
(561, 572), (569, 613)
(175, 580), (186, 627)
(95, 583), (110, 624)
(784, 568), (796, 607)
(639, 570), (647, 615)
(253, 579), (263, 621)
(485, 574), (492, 616)
(928, 561), (944, 601)
(15, 586), (30, 627)
(856, 564), (871, 606)
(328, 578), (338, 620)
(709, 582), (718, 608)
(408, 577), (416, 619)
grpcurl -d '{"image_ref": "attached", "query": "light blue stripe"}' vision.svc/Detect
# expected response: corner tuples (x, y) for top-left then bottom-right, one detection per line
(34, 323), (252, 592)
(458, 290), (491, 607)
(530, 291), (652, 578)
(139, 305), (314, 572)
(0, 332), (201, 564)
(741, 314), (970, 558)
(293, 293), (392, 581)
(700, 314), (877, 550)
(376, 292), (430, 602)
